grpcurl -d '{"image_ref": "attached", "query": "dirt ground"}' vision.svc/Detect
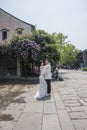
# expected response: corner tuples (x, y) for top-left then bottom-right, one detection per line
(0, 79), (38, 110)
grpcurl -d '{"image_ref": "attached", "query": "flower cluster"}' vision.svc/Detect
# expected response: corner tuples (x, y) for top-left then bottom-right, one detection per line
(0, 40), (40, 61)
(33, 35), (46, 47)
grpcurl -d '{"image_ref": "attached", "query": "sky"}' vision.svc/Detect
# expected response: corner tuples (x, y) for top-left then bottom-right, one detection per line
(0, 0), (87, 51)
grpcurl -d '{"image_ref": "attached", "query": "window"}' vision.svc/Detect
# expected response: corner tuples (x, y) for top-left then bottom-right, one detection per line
(2, 31), (7, 40)
(1, 29), (9, 40)
(16, 28), (24, 35)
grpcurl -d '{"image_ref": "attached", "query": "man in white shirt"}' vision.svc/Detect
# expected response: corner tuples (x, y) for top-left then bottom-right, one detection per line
(44, 58), (52, 96)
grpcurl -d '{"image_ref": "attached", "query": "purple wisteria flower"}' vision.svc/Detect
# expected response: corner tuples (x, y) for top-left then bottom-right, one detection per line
(7, 40), (40, 61)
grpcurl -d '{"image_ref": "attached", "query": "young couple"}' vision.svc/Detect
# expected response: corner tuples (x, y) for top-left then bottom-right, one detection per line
(35, 58), (52, 99)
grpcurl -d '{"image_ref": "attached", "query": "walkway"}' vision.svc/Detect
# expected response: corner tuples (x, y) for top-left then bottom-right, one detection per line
(0, 70), (87, 130)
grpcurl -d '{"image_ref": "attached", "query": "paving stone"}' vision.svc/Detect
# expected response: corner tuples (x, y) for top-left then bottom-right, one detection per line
(70, 106), (87, 112)
(76, 129), (85, 130)
(29, 87), (40, 102)
(12, 98), (26, 103)
(22, 86), (34, 93)
(1, 110), (22, 121)
(14, 93), (29, 100)
(53, 93), (62, 101)
(69, 111), (87, 119)
(5, 103), (25, 111)
(62, 95), (77, 98)
(58, 110), (75, 130)
(72, 120), (87, 129)
(24, 102), (43, 113)
(55, 101), (65, 110)
(0, 70), (87, 130)
(0, 121), (16, 130)
(65, 102), (81, 107)
(42, 115), (61, 130)
(23, 94), (32, 102)
(66, 107), (71, 112)
(44, 95), (54, 102)
(44, 102), (57, 114)
(64, 100), (79, 104)
(84, 111), (87, 115)
(58, 88), (76, 95)
(78, 99), (87, 106)
(13, 113), (42, 130)
(62, 96), (79, 100)
(83, 98), (87, 102)
(79, 94), (87, 98)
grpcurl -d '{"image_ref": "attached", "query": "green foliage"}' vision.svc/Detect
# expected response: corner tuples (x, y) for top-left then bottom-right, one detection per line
(0, 29), (79, 67)
(31, 30), (60, 65)
(52, 32), (79, 65)
(0, 43), (9, 55)
(31, 30), (56, 45)
(52, 33), (68, 45)
(60, 44), (79, 65)
(82, 67), (87, 71)
(11, 32), (32, 42)
(28, 30), (79, 66)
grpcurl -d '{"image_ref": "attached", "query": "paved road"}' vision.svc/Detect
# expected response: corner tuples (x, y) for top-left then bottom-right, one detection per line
(0, 69), (87, 130)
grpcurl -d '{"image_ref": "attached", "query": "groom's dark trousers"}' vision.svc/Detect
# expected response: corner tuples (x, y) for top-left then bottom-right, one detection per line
(45, 79), (51, 94)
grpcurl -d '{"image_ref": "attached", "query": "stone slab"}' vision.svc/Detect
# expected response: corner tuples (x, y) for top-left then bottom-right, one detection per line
(65, 102), (81, 107)
(44, 103), (57, 114)
(69, 111), (87, 119)
(55, 101), (65, 110)
(70, 106), (87, 112)
(5, 103), (25, 111)
(64, 100), (79, 104)
(76, 129), (84, 130)
(1, 110), (22, 121)
(58, 110), (75, 130)
(72, 120), (87, 129)
(53, 93), (62, 101)
(13, 113), (42, 130)
(42, 115), (61, 130)
(62, 96), (79, 100)
(44, 95), (54, 102)
(24, 102), (43, 113)
(0, 121), (16, 130)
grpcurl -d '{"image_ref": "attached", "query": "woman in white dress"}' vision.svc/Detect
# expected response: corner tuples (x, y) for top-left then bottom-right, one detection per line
(35, 61), (47, 99)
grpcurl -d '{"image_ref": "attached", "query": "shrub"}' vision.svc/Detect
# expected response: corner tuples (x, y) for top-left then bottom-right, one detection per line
(0, 40), (40, 62)
(82, 67), (87, 71)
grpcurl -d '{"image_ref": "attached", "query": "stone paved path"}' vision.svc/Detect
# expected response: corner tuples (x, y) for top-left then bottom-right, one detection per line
(0, 69), (87, 130)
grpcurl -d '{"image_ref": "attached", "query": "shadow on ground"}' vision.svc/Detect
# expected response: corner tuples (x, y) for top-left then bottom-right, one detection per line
(0, 77), (39, 85)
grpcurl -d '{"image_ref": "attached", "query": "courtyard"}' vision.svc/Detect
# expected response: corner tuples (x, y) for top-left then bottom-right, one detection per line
(0, 69), (87, 130)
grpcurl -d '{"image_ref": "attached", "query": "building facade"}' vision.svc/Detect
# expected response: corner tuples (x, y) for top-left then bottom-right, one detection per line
(0, 8), (35, 78)
(83, 49), (87, 67)
(0, 8), (35, 42)
(78, 49), (87, 68)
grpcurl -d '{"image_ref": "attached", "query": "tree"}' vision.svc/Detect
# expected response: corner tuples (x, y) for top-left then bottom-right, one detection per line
(60, 44), (79, 65)
(31, 30), (60, 65)
(52, 33), (68, 46)
(51, 33), (79, 66)
(0, 29), (80, 76)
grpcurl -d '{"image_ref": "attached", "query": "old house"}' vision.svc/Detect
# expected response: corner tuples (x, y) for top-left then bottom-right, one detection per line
(77, 49), (87, 68)
(83, 49), (87, 67)
(0, 8), (35, 78)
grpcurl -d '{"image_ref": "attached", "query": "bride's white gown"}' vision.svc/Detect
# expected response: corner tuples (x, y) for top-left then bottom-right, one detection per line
(35, 66), (47, 99)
